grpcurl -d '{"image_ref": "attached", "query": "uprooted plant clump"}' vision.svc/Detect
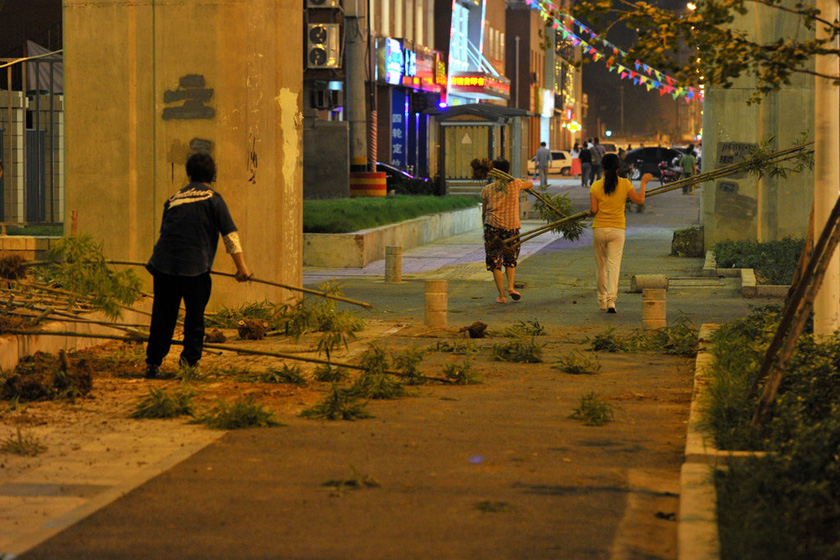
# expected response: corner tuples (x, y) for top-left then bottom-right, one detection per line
(1, 351), (94, 402)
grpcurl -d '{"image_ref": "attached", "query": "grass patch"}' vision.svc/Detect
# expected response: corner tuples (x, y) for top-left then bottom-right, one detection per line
(322, 465), (381, 495)
(303, 195), (479, 234)
(475, 500), (514, 513)
(569, 392), (615, 426)
(625, 316), (699, 356)
(314, 364), (349, 383)
(300, 386), (373, 421)
(0, 427), (47, 456)
(253, 364), (308, 385)
(391, 347), (426, 385)
(588, 328), (628, 353)
(348, 344), (406, 399)
(713, 237), (804, 285)
(443, 359), (481, 385)
(194, 395), (282, 429)
(433, 340), (479, 355)
(553, 351), (601, 375)
(131, 387), (195, 419)
(491, 337), (543, 363)
(5, 224), (63, 237)
(502, 319), (546, 337)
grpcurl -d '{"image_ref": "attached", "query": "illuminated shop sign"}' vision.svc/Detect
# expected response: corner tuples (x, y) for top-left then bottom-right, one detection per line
(402, 47), (444, 93)
(449, 72), (511, 100)
(377, 37), (404, 85)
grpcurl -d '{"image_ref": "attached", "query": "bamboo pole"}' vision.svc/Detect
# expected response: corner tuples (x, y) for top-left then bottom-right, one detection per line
(504, 145), (813, 249)
(105, 261), (374, 310)
(0, 329), (451, 384)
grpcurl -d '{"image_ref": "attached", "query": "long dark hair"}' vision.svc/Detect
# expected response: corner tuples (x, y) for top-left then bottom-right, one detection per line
(602, 153), (620, 195)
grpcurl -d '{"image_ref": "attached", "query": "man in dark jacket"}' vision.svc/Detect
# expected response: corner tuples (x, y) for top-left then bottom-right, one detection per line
(144, 153), (251, 378)
(579, 143), (592, 188)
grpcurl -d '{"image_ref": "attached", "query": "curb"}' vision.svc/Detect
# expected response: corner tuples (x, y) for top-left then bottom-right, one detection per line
(702, 251), (787, 298)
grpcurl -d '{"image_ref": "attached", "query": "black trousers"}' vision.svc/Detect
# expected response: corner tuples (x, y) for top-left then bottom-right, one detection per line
(146, 272), (211, 367)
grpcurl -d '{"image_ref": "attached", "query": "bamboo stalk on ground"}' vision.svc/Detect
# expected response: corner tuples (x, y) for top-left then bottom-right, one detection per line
(0, 329), (452, 384)
(104, 261), (374, 309)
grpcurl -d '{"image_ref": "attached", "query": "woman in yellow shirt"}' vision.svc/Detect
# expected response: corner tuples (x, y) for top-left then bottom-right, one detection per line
(588, 153), (653, 313)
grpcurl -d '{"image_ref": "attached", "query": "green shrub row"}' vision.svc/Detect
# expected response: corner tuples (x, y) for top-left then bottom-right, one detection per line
(713, 237), (805, 285)
(303, 195), (480, 234)
(704, 306), (840, 559)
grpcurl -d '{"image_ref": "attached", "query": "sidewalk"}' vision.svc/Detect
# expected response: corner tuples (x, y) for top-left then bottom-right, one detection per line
(5, 178), (774, 559)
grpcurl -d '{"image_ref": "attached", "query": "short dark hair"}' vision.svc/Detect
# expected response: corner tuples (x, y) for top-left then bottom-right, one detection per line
(492, 158), (510, 174)
(540, 141), (546, 146)
(186, 152), (216, 183)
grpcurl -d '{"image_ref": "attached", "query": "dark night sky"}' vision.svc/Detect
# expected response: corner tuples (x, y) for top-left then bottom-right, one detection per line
(579, 0), (692, 144)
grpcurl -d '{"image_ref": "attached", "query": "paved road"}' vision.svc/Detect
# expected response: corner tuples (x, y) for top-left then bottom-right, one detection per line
(9, 177), (773, 559)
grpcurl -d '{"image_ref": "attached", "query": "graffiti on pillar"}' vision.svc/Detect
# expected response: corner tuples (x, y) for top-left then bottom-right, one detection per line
(248, 134), (258, 184)
(162, 75), (215, 120)
(717, 142), (757, 180)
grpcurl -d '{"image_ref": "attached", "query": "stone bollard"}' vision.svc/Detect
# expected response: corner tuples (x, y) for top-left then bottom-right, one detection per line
(385, 245), (402, 283)
(641, 288), (667, 330)
(425, 280), (448, 328)
(630, 274), (669, 293)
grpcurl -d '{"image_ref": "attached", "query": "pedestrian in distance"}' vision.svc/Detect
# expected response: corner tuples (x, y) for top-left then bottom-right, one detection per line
(475, 157), (532, 304)
(570, 141), (582, 177)
(579, 143), (592, 188)
(588, 153), (653, 313)
(144, 152), (252, 379)
(680, 143), (698, 195)
(533, 141), (552, 188)
(590, 137), (606, 183)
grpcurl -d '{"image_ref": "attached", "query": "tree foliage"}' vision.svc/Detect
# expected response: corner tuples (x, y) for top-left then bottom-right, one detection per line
(572, 0), (840, 101)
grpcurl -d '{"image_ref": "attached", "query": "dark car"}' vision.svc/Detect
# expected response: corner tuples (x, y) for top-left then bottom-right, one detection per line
(376, 162), (431, 194)
(624, 147), (684, 179)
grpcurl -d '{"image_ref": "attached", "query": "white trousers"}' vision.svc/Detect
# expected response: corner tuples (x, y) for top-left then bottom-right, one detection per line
(592, 227), (625, 307)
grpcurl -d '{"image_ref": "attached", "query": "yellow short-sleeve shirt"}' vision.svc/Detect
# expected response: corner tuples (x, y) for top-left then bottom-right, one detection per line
(590, 177), (635, 229)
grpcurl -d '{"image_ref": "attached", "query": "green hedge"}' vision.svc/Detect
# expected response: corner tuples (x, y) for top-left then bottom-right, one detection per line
(713, 237), (805, 285)
(704, 307), (840, 559)
(303, 195), (480, 234)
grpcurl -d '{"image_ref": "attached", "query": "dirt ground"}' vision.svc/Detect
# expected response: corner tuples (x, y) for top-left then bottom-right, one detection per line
(2, 316), (692, 559)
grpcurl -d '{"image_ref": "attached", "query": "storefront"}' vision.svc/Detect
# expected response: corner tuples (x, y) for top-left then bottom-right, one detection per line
(374, 37), (445, 178)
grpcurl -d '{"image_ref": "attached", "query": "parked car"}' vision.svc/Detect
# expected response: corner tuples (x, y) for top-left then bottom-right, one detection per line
(624, 147), (684, 179)
(526, 150), (574, 175)
(375, 162), (431, 193)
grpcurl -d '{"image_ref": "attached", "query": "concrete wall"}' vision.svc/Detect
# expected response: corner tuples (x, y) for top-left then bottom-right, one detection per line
(701, 3), (814, 248)
(303, 120), (349, 199)
(63, 0), (303, 310)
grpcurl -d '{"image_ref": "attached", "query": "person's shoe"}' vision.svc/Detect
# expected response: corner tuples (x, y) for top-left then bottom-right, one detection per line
(144, 363), (160, 379)
(607, 306), (617, 314)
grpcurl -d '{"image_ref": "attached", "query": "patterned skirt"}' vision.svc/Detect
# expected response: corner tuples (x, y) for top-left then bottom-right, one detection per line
(484, 224), (521, 271)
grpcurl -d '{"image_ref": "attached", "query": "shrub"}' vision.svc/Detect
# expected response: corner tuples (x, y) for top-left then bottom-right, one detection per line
(713, 237), (805, 285)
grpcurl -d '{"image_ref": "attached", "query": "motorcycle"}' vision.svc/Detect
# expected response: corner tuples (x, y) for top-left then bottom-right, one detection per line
(657, 161), (681, 184)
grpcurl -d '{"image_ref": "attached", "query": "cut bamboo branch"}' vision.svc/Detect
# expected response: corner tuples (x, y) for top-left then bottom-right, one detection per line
(504, 144), (813, 249)
(0, 329), (452, 384)
(105, 261), (374, 310)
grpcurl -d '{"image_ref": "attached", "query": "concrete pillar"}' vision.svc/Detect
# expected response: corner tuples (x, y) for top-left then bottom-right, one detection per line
(425, 279), (447, 327)
(63, 0), (303, 309)
(641, 289), (667, 330)
(813, 0), (840, 337)
(345, 2), (368, 170)
(385, 245), (402, 283)
(0, 90), (27, 222)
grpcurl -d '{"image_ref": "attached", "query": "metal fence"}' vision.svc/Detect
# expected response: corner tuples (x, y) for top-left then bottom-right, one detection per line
(0, 53), (64, 227)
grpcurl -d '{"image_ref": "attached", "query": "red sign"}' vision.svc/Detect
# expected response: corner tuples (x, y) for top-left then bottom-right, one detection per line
(449, 72), (511, 100)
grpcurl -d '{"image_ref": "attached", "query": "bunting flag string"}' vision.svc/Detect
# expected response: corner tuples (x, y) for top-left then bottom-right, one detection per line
(525, 0), (703, 103)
